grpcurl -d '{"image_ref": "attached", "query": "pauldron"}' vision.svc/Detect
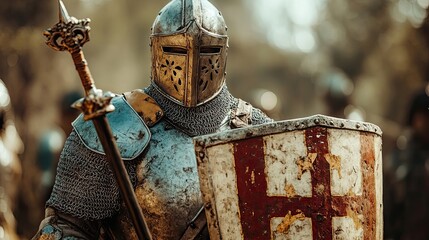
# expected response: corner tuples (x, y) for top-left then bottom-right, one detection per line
(72, 92), (162, 160)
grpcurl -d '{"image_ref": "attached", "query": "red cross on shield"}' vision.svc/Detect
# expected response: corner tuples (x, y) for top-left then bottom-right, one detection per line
(194, 115), (383, 240)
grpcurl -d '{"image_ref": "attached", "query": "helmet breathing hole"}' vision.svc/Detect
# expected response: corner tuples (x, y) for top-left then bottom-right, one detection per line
(202, 81), (208, 91)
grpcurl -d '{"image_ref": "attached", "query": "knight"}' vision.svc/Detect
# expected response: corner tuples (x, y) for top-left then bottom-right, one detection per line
(32, 0), (272, 239)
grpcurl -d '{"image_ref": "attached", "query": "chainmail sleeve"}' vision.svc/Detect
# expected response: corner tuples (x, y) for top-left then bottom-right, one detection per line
(251, 107), (274, 125)
(46, 130), (138, 220)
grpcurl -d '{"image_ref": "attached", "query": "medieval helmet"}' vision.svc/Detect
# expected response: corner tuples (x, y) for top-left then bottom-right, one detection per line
(150, 0), (228, 107)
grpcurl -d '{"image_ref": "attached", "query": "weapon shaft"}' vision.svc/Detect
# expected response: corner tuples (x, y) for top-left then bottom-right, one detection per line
(44, 1), (153, 239)
(72, 48), (152, 240)
(71, 44), (152, 240)
(92, 116), (152, 240)
(71, 50), (95, 95)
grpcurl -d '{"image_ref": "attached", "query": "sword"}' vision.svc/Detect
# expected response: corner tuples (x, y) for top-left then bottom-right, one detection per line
(43, 1), (152, 239)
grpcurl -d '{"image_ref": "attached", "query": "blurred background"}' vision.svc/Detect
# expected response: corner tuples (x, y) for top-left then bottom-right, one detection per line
(0, 0), (428, 239)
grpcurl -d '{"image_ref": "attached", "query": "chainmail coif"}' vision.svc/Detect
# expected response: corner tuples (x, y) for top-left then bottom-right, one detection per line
(145, 84), (273, 136)
(144, 84), (238, 136)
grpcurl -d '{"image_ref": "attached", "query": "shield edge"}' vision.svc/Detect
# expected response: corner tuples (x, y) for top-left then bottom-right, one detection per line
(193, 114), (382, 148)
(193, 114), (383, 239)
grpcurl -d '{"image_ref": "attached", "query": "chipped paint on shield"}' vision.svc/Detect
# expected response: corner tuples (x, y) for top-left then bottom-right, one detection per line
(206, 143), (244, 239)
(328, 129), (362, 196)
(263, 131), (311, 197)
(332, 216), (364, 239)
(194, 114), (383, 240)
(374, 135), (383, 240)
(271, 213), (313, 239)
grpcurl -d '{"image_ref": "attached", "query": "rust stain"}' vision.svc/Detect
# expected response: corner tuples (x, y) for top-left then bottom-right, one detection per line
(325, 153), (342, 178)
(137, 130), (145, 139)
(285, 184), (296, 197)
(123, 89), (164, 127)
(233, 127), (379, 239)
(119, 214), (138, 240)
(276, 210), (306, 234)
(38, 235), (56, 240)
(296, 153), (317, 180)
(315, 184), (325, 196)
(347, 208), (363, 230)
(346, 186), (357, 197)
(360, 133), (377, 240)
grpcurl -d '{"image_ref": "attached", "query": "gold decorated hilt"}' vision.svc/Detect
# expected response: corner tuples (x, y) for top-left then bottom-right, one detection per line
(44, 0), (114, 120)
(43, 0), (90, 53)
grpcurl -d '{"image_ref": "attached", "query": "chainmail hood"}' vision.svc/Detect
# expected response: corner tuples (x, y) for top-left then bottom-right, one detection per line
(145, 83), (238, 136)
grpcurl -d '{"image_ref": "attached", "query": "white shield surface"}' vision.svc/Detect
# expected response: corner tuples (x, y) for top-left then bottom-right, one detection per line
(193, 114), (383, 240)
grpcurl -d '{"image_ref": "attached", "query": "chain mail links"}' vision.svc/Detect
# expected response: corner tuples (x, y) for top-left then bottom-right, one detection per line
(251, 107), (274, 125)
(46, 130), (139, 221)
(145, 83), (273, 136)
(145, 84), (238, 137)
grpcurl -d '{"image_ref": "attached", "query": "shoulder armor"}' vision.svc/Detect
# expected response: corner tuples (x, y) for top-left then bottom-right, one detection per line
(72, 96), (151, 160)
(123, 89), (164, 127)
(230, 98), (253, 128)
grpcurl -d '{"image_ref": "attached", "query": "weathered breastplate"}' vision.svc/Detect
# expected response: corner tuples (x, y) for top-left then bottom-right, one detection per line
(103, 89), (265, 239)
(136, 120), (204, 239)
(51, 88), (269, 239)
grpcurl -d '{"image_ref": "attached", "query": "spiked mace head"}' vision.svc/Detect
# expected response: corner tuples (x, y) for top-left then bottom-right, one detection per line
(44, 0), (91, 52)
(43, 0), (115, 119)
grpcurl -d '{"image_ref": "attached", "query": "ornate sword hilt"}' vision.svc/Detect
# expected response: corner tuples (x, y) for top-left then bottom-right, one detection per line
(44, 0), (114, 120)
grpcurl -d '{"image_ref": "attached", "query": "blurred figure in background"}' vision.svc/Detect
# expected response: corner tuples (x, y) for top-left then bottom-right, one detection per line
(0, 79), (24, 240)
(319, 68), (366, 122)
(384, 87), (429, 240)
(35, 90), (82, 205)
(320, 70), (353, 119)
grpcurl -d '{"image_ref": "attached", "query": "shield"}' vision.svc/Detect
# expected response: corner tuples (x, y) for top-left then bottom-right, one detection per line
(193, 114), (383, 240)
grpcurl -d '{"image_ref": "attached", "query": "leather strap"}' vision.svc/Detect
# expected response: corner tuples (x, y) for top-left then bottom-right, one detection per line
(231, 99), (252, 128)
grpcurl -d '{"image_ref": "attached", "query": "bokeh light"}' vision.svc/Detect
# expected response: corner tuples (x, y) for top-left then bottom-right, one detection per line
(260, 90), (279, 111)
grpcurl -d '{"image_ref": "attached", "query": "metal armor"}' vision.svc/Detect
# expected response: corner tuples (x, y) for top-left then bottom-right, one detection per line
(33, 87), (272, 240)
(36, 119), (208, 240)
(118, 119), (208, 239)
(151, 0), (228, 107)
(108, 88), (272, 239)
(33, 0), (273, 239)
